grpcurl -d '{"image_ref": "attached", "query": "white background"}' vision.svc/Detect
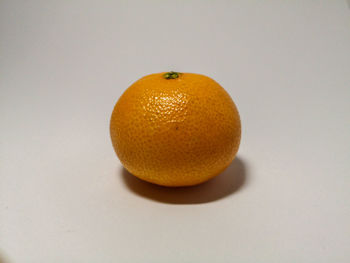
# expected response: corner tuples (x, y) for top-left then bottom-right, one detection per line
(1, 1), (350, 262)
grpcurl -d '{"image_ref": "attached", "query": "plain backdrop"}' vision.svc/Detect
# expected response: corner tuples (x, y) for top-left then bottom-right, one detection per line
(1, 1), (350, 262)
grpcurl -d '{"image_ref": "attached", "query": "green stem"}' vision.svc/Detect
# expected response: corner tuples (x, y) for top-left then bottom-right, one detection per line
(163, 71), (181, 79)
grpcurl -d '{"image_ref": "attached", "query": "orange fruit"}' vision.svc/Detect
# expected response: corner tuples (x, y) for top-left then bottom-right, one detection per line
(110, 71), (241, 187)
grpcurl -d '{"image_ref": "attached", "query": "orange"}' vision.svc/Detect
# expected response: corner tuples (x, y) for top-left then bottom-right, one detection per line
(110, 71), (241, 187)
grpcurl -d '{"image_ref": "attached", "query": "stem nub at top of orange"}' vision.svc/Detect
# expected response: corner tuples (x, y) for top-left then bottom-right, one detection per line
(163, 71), (181, 79)
(110, 71), (241, 187)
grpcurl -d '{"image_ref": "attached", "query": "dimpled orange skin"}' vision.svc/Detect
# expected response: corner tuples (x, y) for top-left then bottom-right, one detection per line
(110, 72), (241, 187)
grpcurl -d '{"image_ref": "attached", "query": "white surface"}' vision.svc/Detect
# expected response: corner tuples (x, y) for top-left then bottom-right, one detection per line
(1, 1), (350, 262)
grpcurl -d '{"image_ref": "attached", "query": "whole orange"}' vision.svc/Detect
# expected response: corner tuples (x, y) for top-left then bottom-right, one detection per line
(110, 72), (241, 187)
